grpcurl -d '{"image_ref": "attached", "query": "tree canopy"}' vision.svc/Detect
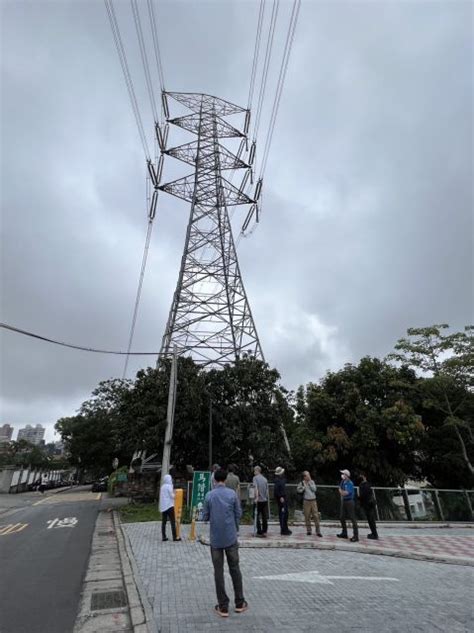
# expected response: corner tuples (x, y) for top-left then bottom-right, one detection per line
(54, 325), (473, 489)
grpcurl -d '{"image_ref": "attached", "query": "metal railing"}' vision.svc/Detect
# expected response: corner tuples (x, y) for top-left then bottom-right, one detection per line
(186, 482), (474, 522)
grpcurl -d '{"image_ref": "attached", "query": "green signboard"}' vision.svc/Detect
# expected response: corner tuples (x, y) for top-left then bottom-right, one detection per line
(191, 471), (211, 520)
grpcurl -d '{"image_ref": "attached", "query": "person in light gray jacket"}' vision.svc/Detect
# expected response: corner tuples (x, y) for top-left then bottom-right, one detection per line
(297, 471), (322, 537)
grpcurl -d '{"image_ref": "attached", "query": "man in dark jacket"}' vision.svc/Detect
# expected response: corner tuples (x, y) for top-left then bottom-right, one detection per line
(357, 473), (379, 539)
(274, 467), (292, 536)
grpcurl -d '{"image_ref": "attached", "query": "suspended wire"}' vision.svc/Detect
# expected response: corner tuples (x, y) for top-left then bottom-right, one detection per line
(147, 0), (166, 95)
(252, 0), (280, 143)
(122, 219), (155, 378)
(0, 322), (160, 356)
(131, 0), (159, 122)
(104, 0), (151, 158)
(259, 0), (301, 179)
(247, 0), (266, 111)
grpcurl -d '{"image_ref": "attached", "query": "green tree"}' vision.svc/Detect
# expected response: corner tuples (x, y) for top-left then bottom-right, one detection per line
(294, 358), (425, 485)
(390, 324), (474, 484)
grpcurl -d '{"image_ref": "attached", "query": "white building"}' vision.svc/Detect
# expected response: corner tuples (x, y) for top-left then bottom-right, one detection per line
(17, 424), (45, 446)
(0, 424), (14, 443)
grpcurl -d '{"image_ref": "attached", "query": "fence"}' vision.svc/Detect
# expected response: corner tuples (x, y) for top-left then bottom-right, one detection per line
(0, 467), (72, 494)
(185, 482), (474, 523)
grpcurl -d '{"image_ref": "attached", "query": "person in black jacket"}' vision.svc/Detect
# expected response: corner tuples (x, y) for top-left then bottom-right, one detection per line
(357, 474), (379, 539)
(274, 467), (292, 536)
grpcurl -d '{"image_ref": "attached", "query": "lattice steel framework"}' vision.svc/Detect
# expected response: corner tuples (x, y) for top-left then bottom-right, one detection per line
(156, 92), (264, 366)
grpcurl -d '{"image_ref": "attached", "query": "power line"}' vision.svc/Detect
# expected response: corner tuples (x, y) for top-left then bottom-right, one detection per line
(0, 322), (160, 356)
(122, 218), (155, 377)
(104, 0), (151, 158)
(147, 0), (166, 95)
(252, 0), (280, 143)
(259, 0), (301, 179)
(131, 0), (159, 122)
(247, 0), (266, 111)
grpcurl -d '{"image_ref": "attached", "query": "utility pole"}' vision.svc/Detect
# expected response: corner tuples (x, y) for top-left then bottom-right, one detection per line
(208, 397), (213, 471)
(157, 92), (264, 367)
(160, 345), (177, 486)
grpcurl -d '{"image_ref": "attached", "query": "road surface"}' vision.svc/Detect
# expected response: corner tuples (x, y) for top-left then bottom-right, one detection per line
(0, 487), (101, 633)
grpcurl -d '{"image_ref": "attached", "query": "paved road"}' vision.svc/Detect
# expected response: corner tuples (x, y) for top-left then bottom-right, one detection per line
(125, 521), (474, 632)
(0, 488), (101, 633)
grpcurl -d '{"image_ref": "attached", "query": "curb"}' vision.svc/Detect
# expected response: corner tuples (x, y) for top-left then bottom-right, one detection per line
(113, 511), (158, 633)
(198, 535), (474, 567)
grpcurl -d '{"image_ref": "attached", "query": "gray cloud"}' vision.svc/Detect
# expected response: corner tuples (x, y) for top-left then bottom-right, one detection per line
(1, 0), (472, 441)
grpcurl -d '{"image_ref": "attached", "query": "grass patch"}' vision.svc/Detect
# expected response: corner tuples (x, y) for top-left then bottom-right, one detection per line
(119, 502), (162, 523)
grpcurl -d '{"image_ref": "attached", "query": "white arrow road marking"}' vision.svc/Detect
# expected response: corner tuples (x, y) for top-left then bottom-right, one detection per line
(326, 576), (399, 581)
(254, 571), (333, 584)
(254, 571), (399, 585)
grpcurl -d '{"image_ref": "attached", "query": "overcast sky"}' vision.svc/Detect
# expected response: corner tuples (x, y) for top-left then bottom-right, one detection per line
(1, 0), (472, 442)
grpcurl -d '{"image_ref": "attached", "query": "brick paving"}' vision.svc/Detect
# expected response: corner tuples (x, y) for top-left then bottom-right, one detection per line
(123, 521), (474, 633)
(225, 524), (474, 564)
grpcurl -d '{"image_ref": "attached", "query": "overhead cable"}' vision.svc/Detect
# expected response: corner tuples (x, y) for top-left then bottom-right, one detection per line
(252, 0), (280, 143)
(259, 0), (301, 179)
(131, 0), (159, 122)
(0, 322), (159, 356)
(104, 0), (151, 158)
(147, 0), (166, 96)
(122, 218), (155, 377)
(247, 0), (266, 111)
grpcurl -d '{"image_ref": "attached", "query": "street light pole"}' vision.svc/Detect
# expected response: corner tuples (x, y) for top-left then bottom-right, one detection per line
(208, 396), (213, 471)
(160, 345), (178, 487)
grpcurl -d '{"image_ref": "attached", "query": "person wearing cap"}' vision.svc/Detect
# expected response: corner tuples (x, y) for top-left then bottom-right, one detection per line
(337, 469), (359, 542)
(296, 471), (322, 537)
(274, 466), (292, 536)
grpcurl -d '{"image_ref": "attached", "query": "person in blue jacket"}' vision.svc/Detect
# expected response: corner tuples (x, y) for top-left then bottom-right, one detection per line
(203, 469), (248, 618)
(337, 469), (359, 542)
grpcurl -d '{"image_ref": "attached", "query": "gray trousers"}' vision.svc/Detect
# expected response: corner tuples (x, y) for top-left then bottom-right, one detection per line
(211, 543), (245, 609)
(340, 500), (358, 537)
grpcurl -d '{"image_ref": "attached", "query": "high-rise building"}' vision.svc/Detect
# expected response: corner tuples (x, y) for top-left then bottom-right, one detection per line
(17, 424), (45, 446)
(0, 424), (14, 443)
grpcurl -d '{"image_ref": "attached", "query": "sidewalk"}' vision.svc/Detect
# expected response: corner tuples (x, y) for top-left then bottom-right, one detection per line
(121, 520), (474, 633)
(199, 523), (474, 566)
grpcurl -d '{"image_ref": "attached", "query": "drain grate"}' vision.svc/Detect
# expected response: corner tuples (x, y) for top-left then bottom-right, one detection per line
(91, 590), (127, 611)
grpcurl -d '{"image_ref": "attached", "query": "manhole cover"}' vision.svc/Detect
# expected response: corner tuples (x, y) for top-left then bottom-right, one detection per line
(91, 590), (127, 611)
(98, 530), (115, 536)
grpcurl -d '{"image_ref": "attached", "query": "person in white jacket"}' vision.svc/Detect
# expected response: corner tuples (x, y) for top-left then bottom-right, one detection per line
(159, 474), (181, 542)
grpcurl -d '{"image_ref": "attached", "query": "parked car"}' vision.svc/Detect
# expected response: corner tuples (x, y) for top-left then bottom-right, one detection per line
(91, 477), (108, 492)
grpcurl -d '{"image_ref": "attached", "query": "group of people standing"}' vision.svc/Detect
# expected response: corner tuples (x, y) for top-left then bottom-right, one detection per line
(159, 464), (379, 619)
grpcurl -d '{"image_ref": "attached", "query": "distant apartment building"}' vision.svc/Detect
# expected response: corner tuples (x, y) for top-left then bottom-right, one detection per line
(0, 424), (14, 443)
(17, 424), (45, 446)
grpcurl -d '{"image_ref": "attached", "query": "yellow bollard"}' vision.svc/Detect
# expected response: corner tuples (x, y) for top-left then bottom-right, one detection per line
(189, 512), (196, 541)
(174, 488), (184, 539)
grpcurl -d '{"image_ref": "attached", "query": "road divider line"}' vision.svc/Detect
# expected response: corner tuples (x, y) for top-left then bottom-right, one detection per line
(33, 498), (46, 506)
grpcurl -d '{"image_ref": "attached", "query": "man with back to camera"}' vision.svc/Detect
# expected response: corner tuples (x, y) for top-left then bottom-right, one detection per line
(203, 469), (248, 618)
(337, 469), (359, 542)
(252, 465), (269, 537)
(225, 464), (241, 497)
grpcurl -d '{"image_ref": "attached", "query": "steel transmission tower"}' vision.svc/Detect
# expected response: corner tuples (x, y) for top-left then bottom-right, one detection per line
(157, 92), (264, 366)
